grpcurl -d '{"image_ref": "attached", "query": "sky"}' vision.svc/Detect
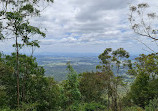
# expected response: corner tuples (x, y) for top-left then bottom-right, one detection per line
(1, 0), (158, 56)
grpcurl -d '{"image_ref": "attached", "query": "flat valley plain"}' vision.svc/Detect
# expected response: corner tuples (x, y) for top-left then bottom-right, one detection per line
(36, 55), (98, 81)
(36, 54), (135, 81)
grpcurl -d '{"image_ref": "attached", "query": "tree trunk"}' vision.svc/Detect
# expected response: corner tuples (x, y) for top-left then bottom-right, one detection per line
(107, 92), (110, 111)
(113, 89), (118, 111)
(16, 33), (20, 108)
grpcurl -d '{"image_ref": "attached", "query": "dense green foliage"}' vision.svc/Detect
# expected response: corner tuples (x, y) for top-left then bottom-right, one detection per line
(60, 62), (81, 110)
(126, 54), (158, 108)
(1, 49), (158, 111)
(79, 72), (107, 103)
(0, 53), (60, 110)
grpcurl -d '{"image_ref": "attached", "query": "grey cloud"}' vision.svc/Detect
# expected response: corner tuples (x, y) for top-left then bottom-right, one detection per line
(75, 0), (133, 22)
(70, 0), (133, 10)
(1, 0), (157, 55)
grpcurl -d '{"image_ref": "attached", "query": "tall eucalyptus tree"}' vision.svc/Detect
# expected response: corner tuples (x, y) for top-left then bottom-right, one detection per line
(97, 48), (129, 111)
(0, 0), (53, 108)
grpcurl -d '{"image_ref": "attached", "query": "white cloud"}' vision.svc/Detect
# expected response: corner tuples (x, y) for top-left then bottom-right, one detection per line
(1, 0), (158, 55)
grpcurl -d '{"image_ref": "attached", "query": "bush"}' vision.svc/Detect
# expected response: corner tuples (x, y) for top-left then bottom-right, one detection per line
(122, 106), (144, 111)
(84, 102), (105, 111)
(0, 107), (15, 111)
(145, 98), (158, 111)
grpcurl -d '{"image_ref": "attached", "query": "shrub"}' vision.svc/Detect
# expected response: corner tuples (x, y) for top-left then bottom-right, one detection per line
(145, 98), (158, 111)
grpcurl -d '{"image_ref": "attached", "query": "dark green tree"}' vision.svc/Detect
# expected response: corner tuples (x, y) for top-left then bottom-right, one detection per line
(79, 72), (108, 103)
(128, 53), (158, 108)
(0, 61), (14, 108)
(60, 62), (81, 111)
(0, 53), (60, 110)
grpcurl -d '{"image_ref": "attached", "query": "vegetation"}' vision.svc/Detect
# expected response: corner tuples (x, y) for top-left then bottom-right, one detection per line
(0, 1), (158, 111)
(2, 48), (158, 111)
(0, 0), (54, 108)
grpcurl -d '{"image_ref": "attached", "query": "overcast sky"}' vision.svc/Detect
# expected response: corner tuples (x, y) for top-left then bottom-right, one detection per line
(1, 0), (158, 56)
